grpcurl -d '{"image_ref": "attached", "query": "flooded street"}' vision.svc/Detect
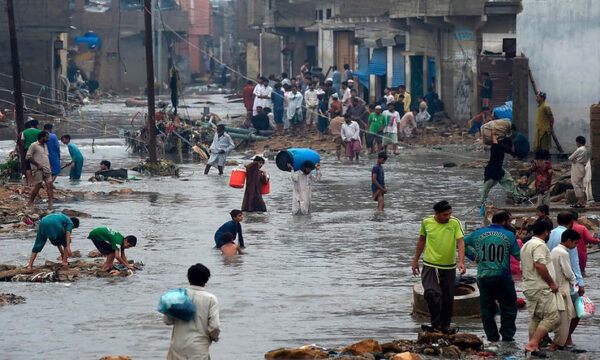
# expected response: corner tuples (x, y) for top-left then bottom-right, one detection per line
(1, 104), (599, 359)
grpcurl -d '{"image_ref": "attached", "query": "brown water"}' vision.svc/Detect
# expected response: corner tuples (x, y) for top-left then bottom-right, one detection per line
(1, 112), (599, 359)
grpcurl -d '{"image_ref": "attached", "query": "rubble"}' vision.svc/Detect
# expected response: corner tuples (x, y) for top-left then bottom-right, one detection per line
(0, 184), (143, 233)
(132, 159), (180, 177)
(0, 293), (26, 306)
(0, 260), (144, 283)
(264, 333), (484, 359)
(99, 356), (132, 360)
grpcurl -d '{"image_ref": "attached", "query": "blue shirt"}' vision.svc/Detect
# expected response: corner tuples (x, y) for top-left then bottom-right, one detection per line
(47, 133), (61, 175)
(371, 165), (384, 193)
(332, 70), (341, 90)
(271, 89), (284, 111)
(464, 224), (520, 279)
(548, 225), (584, 286)
(67, 142), (84, 162)
(214, 220), (244, 248)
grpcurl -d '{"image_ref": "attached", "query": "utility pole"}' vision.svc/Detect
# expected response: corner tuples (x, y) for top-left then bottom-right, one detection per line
(6, 0), (24, 135)
(144, 0), (158, 164)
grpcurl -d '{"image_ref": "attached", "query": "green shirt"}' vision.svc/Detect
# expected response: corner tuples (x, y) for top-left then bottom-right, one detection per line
(22, 128), (41, 150)
(464, 224), (520, 279)
(39, 213), (74, 241)
(88, 227), (124, 251)
(368, 113), (386, 133)
(420, 216), (464, 269)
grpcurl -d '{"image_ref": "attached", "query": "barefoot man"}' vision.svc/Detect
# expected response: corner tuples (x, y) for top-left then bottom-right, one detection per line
(27, 214), (79, 269)
(88, 227), (137, 271)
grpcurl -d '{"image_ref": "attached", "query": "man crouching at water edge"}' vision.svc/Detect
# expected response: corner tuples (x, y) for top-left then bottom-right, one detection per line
(412, 201), (466, 334)
(27, 214), (79, 269)
(87, 227), (137, 271)
(164, 264), (220, 360)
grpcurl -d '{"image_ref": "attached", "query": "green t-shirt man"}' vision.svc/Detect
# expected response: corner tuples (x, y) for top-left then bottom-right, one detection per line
(368, 112), (386, 134)
(419, 216), (464, 269)
(88, 227), (124, 251)
(22, 128), (42, 150)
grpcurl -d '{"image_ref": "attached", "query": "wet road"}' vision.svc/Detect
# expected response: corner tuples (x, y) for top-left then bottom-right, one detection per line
(1, 139), (599, 358)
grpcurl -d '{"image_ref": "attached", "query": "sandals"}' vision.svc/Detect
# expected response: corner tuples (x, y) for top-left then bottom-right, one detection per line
(524, 350), (548, 358)
(571, 203), (585, 208)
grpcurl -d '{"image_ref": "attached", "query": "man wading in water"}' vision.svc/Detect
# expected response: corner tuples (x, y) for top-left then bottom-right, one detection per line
(412, 201), (466, 334)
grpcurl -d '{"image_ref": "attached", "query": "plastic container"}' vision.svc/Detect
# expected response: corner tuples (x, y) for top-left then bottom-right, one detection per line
(229, 167), (246, 188)
(276, 148), (321, 171)
(261, 175), (270, 195)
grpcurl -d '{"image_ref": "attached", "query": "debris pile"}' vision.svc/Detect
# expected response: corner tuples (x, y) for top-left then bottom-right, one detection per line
(0, 184), (141, 233)
(0, 293), (26, 306)
(0, 260), (144, 283)
(265, 334), (484, 359)
(132, 159), (180, 177)
(0, 151), (21, 181)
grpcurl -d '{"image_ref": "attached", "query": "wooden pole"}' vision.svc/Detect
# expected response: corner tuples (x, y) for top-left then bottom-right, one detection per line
(144, 0), (157, 164)
(7, 0), (26, 175)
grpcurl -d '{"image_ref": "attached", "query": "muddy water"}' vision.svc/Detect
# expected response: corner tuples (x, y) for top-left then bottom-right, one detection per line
(1, 139), (599, 359)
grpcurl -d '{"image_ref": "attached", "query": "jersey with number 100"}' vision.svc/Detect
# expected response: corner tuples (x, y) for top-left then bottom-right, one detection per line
(464, 224), (521, 279)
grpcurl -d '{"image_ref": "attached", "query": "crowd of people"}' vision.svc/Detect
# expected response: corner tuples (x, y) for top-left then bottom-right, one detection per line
(413, 201), (596, 357)
(241, 66), (441, 158)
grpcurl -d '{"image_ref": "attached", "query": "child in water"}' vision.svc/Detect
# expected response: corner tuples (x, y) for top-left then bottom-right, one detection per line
(218, 232), (245, 256)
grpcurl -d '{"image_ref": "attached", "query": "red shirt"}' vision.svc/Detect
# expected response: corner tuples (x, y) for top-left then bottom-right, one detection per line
(572, 221), (600, 268)
(243, 85), (255, 111)
(532, 160), (552, 192)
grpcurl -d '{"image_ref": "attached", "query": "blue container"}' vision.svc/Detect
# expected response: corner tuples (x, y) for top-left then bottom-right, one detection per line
(276, 148), (320, 171)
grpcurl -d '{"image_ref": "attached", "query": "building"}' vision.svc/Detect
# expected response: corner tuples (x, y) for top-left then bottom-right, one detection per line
(244, 0), (522, 122)
(0, 0), (72, 112)
(69, 0), (193, 92)
(517, 0), (600, 150)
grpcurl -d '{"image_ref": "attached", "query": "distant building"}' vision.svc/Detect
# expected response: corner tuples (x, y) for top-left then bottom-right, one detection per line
(518, 0), (600, 150)
(243, 0), (522, 122)
(0, 0), (72, 112)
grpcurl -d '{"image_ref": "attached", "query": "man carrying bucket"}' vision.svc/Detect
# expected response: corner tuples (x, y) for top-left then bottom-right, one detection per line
(204, 124), (234, 175)
(288, 161), (321, 215)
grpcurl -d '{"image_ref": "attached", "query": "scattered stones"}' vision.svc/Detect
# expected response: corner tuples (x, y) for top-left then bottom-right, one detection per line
(0, 260), (143, 283)
(99, 356), (132, 360)
(265, 334), (483, 359)
(56, 250), (82, 260)
(390, 353), (422, 360)
(342, 339), (382, 356)
(88, 250), (102, 258)
(0, 293), (26, 306)
(443, 162), (457, 168)
(265, 345), (329, 359)
(61, 209), (92, 218)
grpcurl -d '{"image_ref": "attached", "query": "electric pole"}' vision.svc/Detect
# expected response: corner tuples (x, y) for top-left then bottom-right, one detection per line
(144, 0), (157, 164)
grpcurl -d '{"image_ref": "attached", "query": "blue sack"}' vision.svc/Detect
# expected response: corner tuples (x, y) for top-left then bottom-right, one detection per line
(158, 288), (196, 321)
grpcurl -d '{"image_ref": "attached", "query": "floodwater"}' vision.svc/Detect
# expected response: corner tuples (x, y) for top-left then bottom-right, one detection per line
(1, 102), (599, 359)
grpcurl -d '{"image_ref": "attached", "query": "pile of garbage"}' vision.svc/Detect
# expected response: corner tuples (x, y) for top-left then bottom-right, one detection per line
(461, 158), (584, 205)
(0, 293), (26, 306)
(0, 185), (142, 233)
(0, 259), (144, 283)
(265, 333), (485, 359)
(132, 159), (180, 177)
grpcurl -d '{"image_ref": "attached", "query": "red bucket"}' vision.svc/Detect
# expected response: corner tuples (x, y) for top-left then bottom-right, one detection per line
(261, 174), (270, 195)
(229, 167), (246, 188)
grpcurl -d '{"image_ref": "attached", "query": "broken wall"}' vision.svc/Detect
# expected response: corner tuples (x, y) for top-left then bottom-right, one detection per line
(517, 0), (600, 151)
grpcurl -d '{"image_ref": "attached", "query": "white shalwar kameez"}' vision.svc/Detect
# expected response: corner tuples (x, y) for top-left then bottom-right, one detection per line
(207, 132), (234, 167)
(291, 168), (321, 215)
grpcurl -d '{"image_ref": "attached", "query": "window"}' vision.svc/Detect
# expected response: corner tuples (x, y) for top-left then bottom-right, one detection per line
(318, 9), (323, 20)
(326, 8), (332, 19)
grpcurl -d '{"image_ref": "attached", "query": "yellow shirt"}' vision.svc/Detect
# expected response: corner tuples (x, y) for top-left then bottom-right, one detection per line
(419, 216), (464, 269)
(536, 102), (553, 133)
(403, 92), (411, 112)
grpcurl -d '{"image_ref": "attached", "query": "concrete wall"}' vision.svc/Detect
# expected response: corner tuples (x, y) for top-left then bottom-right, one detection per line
(517, 0), (600, 151)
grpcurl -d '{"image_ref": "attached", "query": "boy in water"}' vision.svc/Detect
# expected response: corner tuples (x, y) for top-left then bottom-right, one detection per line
(214, 210), (245, 248)
(372, 152), (388, 211)
(87, 227), (137, 271)
(218, 232), (245, 256)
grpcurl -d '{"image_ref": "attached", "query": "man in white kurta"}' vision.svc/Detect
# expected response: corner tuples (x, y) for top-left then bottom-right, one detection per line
(204, 125), (234, 175)
(252, 78), (272, 115)
(288, 162), (321, 215)
(568, 136), (589, 207)
(163, 285), (220, 360)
